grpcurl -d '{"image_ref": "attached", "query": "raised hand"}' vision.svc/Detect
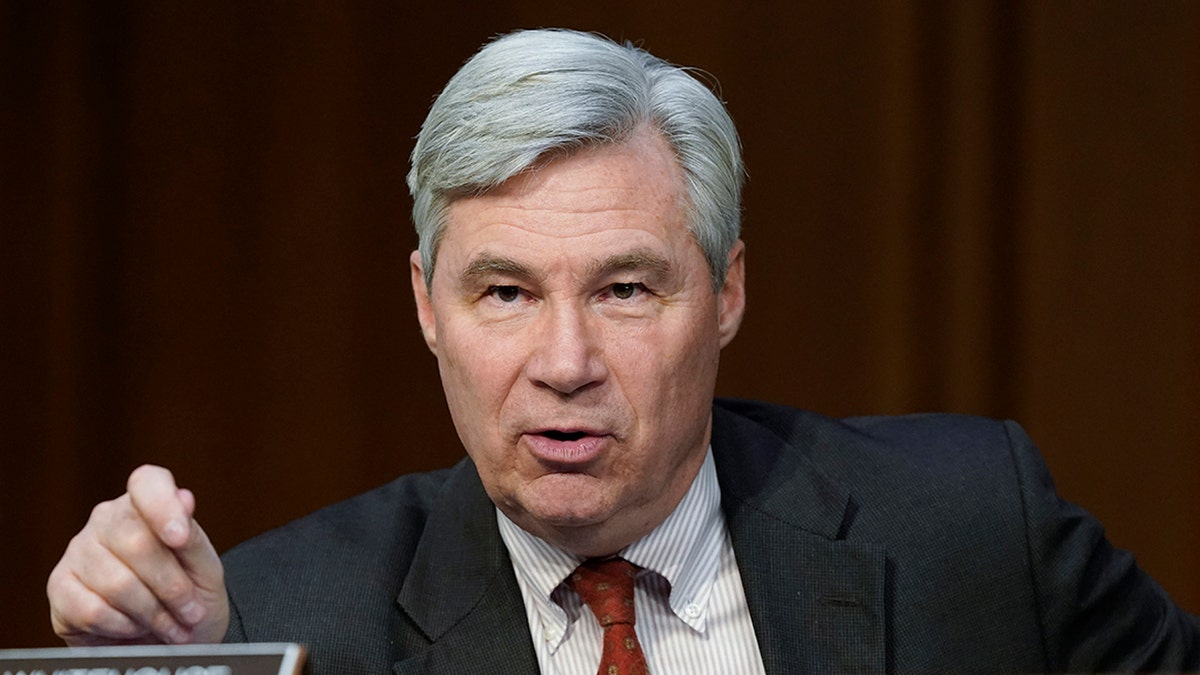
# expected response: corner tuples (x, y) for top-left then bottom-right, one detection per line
(47, 465), (229, 645)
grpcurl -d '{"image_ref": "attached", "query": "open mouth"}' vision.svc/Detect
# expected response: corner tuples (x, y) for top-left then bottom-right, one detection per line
(524, 428), (607, 465)
(540, 430), (589, 442)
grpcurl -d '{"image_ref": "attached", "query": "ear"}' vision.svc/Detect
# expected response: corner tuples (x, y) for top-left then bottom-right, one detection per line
(410, 250), (438, 354)
(717, 239), (746, 349)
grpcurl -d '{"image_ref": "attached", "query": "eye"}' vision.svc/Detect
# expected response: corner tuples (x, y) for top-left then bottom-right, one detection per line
(610, 282), (643, 300)
(487, 285), (521, 303)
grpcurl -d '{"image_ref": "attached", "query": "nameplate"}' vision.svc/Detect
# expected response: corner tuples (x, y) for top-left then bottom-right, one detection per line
(0, 643), (305, 675)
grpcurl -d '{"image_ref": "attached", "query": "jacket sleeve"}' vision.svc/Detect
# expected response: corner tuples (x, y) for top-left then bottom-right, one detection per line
(221, 589), (247, 643)
(1007, 420), (1200, 671)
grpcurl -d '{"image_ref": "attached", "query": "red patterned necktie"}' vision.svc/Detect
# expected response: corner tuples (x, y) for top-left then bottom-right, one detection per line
(569, 558), (650, 675)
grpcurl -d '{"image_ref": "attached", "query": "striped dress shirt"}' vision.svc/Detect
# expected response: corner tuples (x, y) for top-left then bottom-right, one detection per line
(497, 448), (767, 674)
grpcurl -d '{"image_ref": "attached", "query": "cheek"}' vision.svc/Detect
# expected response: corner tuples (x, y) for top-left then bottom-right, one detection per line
(438, 348), (514, 478)
(611, 316), (721, 406)
(438, 322), (524, 426)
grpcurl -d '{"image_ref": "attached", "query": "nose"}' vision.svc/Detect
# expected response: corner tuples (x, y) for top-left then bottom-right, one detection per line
(525, 301), (607, 396)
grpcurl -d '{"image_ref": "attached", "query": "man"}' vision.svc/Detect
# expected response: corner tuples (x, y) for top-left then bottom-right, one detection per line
(47, 28), (1199, 674)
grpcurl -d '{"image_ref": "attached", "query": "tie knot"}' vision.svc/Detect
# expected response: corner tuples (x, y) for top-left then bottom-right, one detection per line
(569, 558), (639, 627)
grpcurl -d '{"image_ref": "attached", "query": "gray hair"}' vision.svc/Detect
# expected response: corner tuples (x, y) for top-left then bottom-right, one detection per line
(407, 28), (744, 290)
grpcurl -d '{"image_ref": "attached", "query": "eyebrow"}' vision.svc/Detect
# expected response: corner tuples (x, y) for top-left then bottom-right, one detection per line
(460, 255), (536, 287)
(459, 248), (674, 287)
(587, 249), (673, 281)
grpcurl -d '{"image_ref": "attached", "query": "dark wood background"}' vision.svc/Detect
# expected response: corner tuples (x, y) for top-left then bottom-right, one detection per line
(3, 1), (1197, 647)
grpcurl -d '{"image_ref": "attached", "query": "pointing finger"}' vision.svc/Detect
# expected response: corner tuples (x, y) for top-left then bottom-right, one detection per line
(126, 465), (192, 549)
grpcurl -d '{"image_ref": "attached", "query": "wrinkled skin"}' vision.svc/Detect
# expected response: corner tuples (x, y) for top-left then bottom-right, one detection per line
(411, 126), (746, 557)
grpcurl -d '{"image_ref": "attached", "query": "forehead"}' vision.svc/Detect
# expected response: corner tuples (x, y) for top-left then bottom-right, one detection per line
(437, 130), (695, 268)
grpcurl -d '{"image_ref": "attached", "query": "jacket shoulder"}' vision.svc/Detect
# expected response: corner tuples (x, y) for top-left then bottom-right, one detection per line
(714, 398), (1200, 671)
(221, 463), (461, 665)
(714, 397), (1016, 467)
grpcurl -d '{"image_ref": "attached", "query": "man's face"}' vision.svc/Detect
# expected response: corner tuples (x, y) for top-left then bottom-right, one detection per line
(411, 127), (745, 556)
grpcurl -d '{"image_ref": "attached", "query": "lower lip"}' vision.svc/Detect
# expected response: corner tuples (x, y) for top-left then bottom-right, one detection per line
(523, 433), (609, 467)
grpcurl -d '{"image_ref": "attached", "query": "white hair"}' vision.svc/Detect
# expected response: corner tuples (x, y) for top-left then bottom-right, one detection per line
(407, 28), (744, 290)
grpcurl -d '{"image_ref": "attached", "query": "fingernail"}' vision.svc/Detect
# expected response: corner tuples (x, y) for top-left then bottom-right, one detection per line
(167, 625), (190, 644)
(163, 519), (186, 543)
(180, 601), (205, 625)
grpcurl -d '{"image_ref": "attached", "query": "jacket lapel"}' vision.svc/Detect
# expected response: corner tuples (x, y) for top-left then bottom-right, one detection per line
(393, 460), (539, 674)
(713, 403), (888, 674)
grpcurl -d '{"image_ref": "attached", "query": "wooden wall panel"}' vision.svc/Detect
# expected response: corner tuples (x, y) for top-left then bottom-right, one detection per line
(1017, 0), (1200, 610)
(3, 0), (1197, 648)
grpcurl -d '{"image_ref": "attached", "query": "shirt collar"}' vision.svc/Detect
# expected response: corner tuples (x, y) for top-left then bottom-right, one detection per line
(622, 447), (724, 632)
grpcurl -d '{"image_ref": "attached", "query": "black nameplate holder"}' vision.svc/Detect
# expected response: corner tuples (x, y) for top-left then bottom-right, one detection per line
(0, 643), (305, 675)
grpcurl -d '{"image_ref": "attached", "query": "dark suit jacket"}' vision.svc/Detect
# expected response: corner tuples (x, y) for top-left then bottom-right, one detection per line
(222, 399), (1199, 673)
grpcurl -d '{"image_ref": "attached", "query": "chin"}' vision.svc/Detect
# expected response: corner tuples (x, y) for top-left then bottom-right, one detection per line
(528, 499), (612, 528)
(519, 477), (616, 527)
